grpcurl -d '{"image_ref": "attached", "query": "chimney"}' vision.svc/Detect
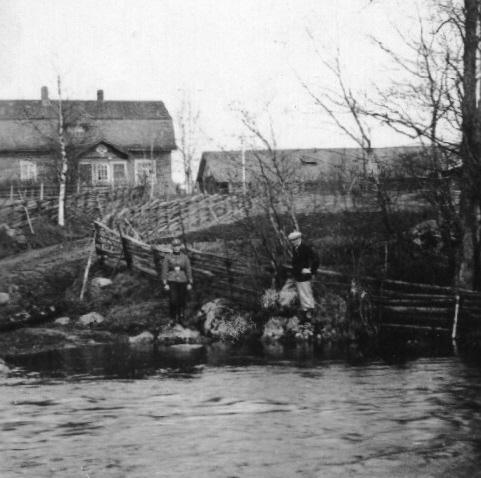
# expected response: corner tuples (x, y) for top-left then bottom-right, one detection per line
(41, 86), (49, 105)
(97, 89), (104, 102)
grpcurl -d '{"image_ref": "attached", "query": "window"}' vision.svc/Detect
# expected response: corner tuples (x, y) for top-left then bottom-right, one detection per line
(20, 160), (37, 181)
(93, 163), (109, 184)
(135, 159), (156, 185)
(112, 162), (127, 184)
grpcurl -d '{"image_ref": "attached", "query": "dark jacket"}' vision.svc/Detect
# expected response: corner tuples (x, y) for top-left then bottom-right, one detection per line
(161, 252), (193, 284)
(292, 242), (319, 282)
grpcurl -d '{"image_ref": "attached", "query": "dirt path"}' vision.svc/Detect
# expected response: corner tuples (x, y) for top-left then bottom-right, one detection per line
(0, 238), (92, 288)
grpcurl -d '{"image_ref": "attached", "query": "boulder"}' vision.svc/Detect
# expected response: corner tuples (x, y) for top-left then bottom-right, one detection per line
(54, 317), (71, 326)
(279, 281), (297, 308)
(158, 324), (201, 344)
(199, 299), (231, 332)
(286, 316), (301, 334)
(129, 331), (155, 345)
(261, 288), (280, 310)
(317, 292), (347, 325)
(0, 292), (10, 306)
(0, 223), (16, 239)
(262, 317), (287, 342)
(0, 358), (9, 375)
(78, 312), (105, 326)
(91, 277), (113, 289)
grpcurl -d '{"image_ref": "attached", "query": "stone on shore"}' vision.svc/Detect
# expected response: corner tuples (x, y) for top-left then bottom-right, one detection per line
(54, 317), (71, 326)
(78, 312), (105, 326)
(129, 331), (155, 345)
(262, 317), (287, 342)
(199, 299), (255, 341)
(278, 281), (297, 308)
(158, 324), (201, 344)
(0, 292), (10, 306)
(91, 277), (113, 288)
(0, 358), (10, 374)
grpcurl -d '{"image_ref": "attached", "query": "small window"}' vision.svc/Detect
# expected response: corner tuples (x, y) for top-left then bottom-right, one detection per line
(20, 160), (37, 181)
(135, 159), (156, 185)
(93, 163), (109, 184)
(300, 156), (318, 165)
(112, 162), (127, 184)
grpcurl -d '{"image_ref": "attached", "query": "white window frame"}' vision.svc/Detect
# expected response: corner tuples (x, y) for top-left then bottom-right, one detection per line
(20, 160), (37, 181)
(92, 162), (110, 184)
(135, 159), (157, 185)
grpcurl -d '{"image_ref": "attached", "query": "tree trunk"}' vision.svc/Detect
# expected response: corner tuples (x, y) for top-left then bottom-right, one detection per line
(459, 0), (481, 288)
(57, 76), (68, 227)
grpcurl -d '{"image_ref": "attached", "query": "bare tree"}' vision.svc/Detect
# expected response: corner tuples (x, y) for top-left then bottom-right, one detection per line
(300, 1), (481, 288)
(175, 92), (201, 194)
(19, 78), (97, 226)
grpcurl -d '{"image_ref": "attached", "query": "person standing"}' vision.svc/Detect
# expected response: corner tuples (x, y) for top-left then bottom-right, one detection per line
(287, 230), (319, 320)
(161, 238), (193, 325)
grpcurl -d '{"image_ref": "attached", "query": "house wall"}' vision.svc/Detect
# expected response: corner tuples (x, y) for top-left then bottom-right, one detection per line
(0, 152), (56, 185)
(130, 151), (174, 194)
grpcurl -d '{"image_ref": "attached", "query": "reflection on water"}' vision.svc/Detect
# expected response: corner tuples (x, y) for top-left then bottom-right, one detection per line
(2, 342), (481, 477)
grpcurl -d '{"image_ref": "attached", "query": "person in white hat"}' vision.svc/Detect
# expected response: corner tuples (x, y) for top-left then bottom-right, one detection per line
(288, 230), (319, 320)
(161, 238), (193, 325)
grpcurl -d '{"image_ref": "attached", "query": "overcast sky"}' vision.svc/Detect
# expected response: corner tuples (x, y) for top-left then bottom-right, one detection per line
(0, 0), (425, 178)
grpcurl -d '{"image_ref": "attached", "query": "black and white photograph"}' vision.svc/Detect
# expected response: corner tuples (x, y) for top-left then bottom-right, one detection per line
(1, 1), (481, 476)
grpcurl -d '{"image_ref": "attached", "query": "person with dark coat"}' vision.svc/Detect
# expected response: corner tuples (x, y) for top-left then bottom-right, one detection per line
(288, 230), (319, 319)
(161, 238), (193, 324)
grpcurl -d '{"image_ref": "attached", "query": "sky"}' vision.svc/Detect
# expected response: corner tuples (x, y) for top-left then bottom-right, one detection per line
(0, 0), (425, 181)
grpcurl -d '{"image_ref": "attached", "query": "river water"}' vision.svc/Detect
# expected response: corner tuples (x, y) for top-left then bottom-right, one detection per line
(1, 342), (481, 478)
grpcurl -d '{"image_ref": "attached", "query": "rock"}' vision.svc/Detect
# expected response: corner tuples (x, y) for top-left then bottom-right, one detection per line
(0, 359), (9, 374)
(129, 331), (155, 345)
(0, 292), (10, 305)
(262, 317), (287, 342)
(91, 277), (113, 288)
(261, 288), (280, 310)
(168, 343), (204, 352)
(54, 317), (71, 326)
(317, 292), (347, 325)
(199, 299), (231, 332)
(158, 324), (201, 344)
(78, 312), (105, 326)
(0, 223), (16, 239)
(279, 281), (297, 308)
(286, 316), (301, 334)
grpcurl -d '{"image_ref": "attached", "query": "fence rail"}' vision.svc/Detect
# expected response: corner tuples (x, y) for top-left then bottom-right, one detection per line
(93, 220), (481, 338)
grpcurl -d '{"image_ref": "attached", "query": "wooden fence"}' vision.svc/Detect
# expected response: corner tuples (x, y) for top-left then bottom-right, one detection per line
(93, 221), (269, 308)
(104, 193), (248, 241)
(93, 220), (481, 338)
(0, 186), (155, 230)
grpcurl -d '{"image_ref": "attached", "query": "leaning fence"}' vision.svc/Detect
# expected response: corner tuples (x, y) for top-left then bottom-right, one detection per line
(93, 221), (270, 308)
(93, 220), (481, 338)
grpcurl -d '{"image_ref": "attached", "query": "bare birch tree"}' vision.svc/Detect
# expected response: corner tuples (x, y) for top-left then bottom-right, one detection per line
(175, 93), (201, 194)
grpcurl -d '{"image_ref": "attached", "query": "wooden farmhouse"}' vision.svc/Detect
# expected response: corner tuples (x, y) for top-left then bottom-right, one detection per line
(0, 87), (176, 193)
(196, 146), (425, 194)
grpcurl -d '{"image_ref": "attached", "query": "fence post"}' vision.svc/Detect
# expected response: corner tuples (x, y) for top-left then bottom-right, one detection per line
(118, 226), (133, 269)
(40, 182), (44, 201)
(9, 184), (13, 202)
(151, 245), (163, 278)
(94, 222), (105, 265)
(451, 294), (460, 340)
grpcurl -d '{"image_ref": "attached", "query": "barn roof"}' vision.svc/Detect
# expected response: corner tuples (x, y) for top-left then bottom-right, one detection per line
(197, 146), (425, 184)
(0, 98), (176, 152)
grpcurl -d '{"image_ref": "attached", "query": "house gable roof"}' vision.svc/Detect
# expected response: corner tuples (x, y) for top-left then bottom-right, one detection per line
(76, 140), (129, 160)
(0, 99), (176, 153)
